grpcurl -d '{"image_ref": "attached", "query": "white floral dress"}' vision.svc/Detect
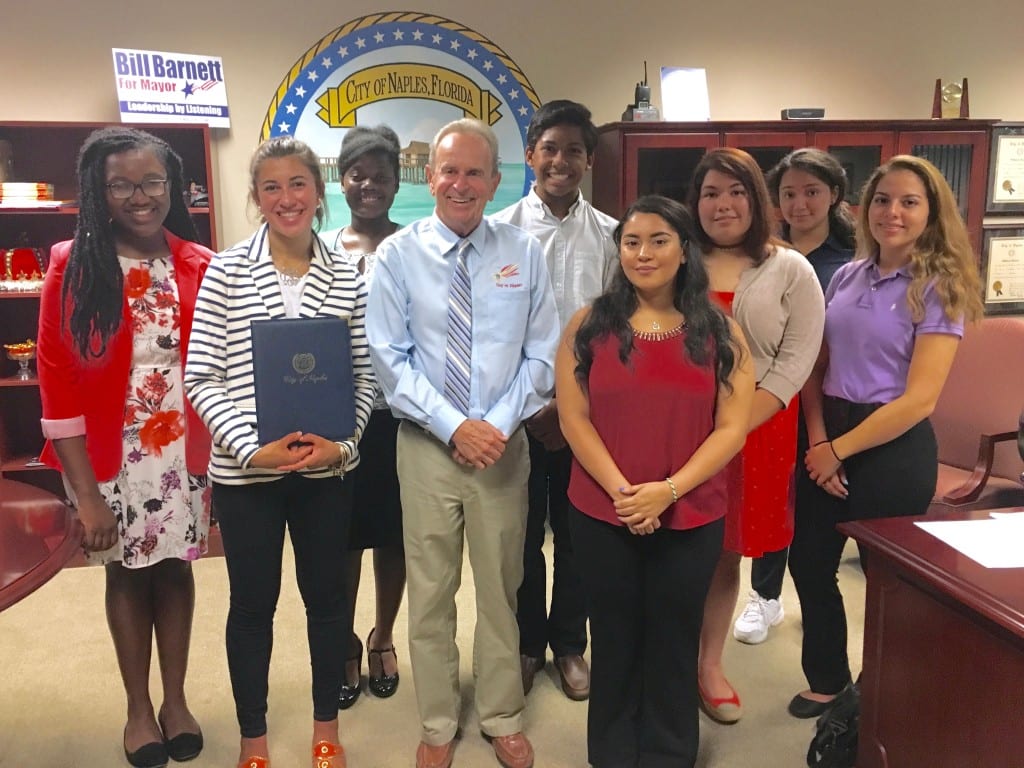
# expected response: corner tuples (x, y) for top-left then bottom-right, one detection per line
(86, 256), (211, 567)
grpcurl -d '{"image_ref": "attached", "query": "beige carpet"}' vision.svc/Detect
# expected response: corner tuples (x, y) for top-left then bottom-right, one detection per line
(0, 537), (865, 767)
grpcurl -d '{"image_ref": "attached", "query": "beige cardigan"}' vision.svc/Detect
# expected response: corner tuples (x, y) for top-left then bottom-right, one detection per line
(731, 245), (825, 405)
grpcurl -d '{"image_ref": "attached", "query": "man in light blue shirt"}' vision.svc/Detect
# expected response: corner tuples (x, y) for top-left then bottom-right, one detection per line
(366, 118), (558, 768)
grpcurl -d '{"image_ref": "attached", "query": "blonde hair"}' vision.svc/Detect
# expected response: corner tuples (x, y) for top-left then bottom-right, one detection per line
(856, 155), (982, 323)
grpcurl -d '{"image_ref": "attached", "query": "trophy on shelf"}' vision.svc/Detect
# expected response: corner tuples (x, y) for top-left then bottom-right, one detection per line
(4, 339), (36, 380)
(931, 78), (970, 119)
(0, 246), (46, 291)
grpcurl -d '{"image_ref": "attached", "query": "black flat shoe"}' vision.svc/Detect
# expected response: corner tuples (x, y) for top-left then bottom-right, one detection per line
(164, 731), (203, 762)
(338, 634), (363, 710)
(157, 714), (203, 762)
(366, 627), (400, 698)
(788, 692), (835, 719)
(124, 739), (168, 768)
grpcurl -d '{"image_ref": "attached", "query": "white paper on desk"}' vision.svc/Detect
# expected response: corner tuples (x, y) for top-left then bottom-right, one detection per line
(915, 517), (1024, 568)
(990, 509), (1024, 518)
(660, 67), (710, 121)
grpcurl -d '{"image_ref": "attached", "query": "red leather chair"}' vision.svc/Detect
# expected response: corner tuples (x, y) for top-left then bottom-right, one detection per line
(928, 317), (1024, 514)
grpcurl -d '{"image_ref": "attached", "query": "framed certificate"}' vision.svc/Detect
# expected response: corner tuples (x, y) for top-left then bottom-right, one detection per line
(980, 227), (1024, 315)
(986, 124), (1024, 214)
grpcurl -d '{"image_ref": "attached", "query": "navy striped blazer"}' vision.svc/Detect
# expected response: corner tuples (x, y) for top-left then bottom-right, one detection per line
(184, 223), (375, 485)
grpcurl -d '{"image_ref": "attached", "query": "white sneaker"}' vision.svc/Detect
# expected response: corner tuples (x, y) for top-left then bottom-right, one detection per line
(733, 590), (784, 644)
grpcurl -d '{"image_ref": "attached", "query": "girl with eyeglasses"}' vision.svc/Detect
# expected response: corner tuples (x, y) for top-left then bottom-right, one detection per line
(37, 126), (214, 768)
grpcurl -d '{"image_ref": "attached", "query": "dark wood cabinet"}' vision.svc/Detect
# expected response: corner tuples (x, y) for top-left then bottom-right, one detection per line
(0, 121), (218, 494)
(593, 119), (997, 255)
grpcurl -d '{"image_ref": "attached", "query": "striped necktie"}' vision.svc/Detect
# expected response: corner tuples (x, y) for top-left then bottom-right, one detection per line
(444, 238), (473, 414)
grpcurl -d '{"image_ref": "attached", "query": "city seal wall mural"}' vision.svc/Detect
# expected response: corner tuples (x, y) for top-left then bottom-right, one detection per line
(261, 11), (540, 229)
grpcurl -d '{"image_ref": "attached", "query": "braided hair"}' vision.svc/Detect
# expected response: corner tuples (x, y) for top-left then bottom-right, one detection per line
(64, 127), (198, 358)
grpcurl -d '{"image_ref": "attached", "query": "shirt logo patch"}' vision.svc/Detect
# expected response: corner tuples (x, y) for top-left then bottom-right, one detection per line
(494, 264), (523, 288)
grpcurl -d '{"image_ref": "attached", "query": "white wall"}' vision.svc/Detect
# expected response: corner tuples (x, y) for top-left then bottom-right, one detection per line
(5, 0), (1022, 246)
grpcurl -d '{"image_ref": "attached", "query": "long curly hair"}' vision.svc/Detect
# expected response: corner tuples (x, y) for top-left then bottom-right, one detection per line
(766, 147), (856, 248)
(64, 127), (197, 358)
(856, 155), (982, 323)
(573, 195), (739, 392)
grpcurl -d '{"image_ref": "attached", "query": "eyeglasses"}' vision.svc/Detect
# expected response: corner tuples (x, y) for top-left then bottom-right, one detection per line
(105, 179), (169, 199)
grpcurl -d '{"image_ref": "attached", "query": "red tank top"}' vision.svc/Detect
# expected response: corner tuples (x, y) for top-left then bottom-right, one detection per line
(567, 327), (728, 530)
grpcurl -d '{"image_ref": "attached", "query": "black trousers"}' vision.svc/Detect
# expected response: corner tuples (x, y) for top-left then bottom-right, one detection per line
(517, 435), (588, 658)
(789, 400), (936, 695)
(751, 546), (788, 600)
(214, 474), (352, 737)
(570, 507), (723, 768)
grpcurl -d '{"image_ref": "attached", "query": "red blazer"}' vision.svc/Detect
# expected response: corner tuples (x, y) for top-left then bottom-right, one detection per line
(37, 231), (213, 481)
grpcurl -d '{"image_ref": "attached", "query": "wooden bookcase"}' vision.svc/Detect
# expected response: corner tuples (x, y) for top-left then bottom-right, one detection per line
(0, 121), (218, 495)
(592, 119), (997, 256)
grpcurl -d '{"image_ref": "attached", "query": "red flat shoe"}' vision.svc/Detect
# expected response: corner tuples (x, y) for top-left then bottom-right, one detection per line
(698, 679), (743, 724)
(313, 740), (346, 768)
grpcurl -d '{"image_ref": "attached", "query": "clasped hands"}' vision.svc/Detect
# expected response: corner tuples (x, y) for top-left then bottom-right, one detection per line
(250, 431), (348, 472)
(451, 419), (507, 469)
(805, 440), (848, 499)
(614, 482), (673, 536)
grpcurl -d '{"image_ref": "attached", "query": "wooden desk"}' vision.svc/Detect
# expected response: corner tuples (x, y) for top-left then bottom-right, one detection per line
(0, 478), (82, 612)
(840, 511), (1024, 768)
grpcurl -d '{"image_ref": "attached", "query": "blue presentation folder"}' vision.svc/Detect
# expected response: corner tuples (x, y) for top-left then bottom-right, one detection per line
(250, 316), (356, 445)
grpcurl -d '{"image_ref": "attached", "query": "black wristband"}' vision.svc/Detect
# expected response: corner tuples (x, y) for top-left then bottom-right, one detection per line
(828, 441), (842, 463)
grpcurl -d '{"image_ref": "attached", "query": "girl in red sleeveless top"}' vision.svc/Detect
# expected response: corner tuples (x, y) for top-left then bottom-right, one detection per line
(557, 195), (753, 767)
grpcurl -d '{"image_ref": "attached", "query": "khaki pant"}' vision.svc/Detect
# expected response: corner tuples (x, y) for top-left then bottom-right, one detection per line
(397, 421), (529, 745)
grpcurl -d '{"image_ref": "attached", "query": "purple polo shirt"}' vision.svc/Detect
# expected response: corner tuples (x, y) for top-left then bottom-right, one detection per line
(823, 259), (963, 404)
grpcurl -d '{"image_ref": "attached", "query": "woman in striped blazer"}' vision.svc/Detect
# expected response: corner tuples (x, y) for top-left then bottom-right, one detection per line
(184, 137), (375, 768)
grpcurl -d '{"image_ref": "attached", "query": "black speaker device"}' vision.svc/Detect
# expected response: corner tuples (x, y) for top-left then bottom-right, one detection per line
(781, 108), (825, 120)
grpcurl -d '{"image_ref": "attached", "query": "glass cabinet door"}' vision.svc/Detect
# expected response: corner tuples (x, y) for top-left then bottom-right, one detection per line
(624, 133), (719, 210)
(811, 131), (896, 204)
(724, 132), (807, 176)
(899, 130), (988, 254)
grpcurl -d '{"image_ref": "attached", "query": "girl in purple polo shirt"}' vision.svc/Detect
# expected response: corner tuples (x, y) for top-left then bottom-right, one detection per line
(788, 155), (983, 715)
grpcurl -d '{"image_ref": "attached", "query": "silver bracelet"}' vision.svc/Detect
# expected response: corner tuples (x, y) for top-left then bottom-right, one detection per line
(665, 477), (679, 503)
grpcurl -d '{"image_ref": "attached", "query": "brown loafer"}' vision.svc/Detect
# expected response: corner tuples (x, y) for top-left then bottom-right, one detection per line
(415, 739), (456, 768)
(554, 654), (590, 701)
(519, 654), (544, 696)
(485, 732), (534, 768)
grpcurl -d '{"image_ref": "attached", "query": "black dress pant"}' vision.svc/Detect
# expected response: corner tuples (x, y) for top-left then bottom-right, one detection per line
(214, 474), (352, 737)
(789, 399), (936, 695)
(517, 435), (587, 658)
(751, 546), (788, 600)
(570, 507), (723, 768)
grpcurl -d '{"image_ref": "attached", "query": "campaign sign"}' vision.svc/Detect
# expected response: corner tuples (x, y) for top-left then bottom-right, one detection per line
(112, 48), (230, 128)
(260, 12), (540, 229)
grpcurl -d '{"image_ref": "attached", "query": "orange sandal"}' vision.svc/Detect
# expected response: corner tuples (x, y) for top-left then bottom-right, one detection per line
(313, 740), (346, 768)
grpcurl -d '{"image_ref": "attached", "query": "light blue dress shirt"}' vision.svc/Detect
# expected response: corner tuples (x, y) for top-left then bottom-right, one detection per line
(366, 214), (559, 445)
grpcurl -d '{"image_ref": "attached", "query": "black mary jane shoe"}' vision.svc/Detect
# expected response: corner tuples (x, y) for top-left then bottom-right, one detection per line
(366, 627), (400, 698)
(338, 634), (363, 710)
(124, 732), (169, 768)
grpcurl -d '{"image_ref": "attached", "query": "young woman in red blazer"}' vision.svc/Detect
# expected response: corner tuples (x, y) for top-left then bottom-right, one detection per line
(37, 127), (213, 768)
